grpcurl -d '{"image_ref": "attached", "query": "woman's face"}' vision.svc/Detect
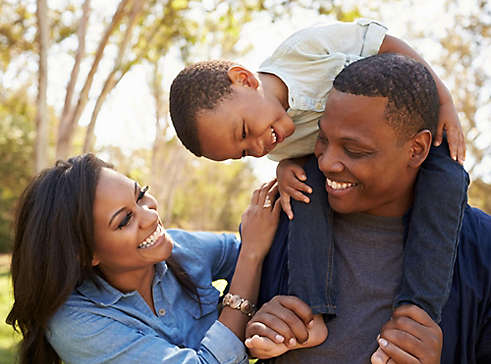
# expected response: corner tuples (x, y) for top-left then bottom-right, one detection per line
(91, 168), (173, 277)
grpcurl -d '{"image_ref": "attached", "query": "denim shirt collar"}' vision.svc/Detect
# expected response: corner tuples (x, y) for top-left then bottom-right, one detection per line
(77, 262), (168, 307)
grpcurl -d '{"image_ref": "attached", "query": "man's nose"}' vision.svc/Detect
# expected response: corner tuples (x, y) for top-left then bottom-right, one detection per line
(317, 148), (344, 174)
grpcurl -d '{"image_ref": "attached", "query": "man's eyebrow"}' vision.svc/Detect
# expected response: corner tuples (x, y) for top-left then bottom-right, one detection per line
(108, 182), (137, 227)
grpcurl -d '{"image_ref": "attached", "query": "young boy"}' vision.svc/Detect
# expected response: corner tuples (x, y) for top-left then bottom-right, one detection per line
(169, 18), (468, 356)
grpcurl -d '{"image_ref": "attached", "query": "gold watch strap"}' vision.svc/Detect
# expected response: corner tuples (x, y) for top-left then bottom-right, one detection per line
(222, 293), (257, 317)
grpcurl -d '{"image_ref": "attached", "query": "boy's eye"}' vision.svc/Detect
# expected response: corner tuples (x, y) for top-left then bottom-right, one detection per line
(242, 121), (246, 139)
(118, 212), (133, 229)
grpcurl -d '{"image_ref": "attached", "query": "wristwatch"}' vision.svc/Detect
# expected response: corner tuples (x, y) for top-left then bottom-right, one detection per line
(222, 293), (257, 317)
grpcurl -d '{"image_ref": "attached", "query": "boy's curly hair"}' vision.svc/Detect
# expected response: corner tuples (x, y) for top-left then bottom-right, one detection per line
(334, 53), (440, 142)
(169, 60), (237, 157)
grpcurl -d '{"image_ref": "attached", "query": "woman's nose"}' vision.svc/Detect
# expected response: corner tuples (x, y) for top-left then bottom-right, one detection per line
(139, 199), (158, 228)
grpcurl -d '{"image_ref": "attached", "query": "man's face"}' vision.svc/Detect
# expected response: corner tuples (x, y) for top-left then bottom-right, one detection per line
(314, 90), (415, 217)
(195, 84), (295, 161)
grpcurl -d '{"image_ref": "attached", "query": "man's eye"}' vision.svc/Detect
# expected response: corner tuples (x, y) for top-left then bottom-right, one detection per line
(117, 212), (133, 229)
(344, 148), (370, 159)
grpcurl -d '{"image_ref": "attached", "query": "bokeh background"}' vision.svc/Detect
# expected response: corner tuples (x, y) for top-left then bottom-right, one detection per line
(0, 0), (490, 360)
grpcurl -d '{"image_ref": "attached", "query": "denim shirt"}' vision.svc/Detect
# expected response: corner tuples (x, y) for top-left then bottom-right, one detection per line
(259, 206), (491, 363)
(47, 230), (248, 364)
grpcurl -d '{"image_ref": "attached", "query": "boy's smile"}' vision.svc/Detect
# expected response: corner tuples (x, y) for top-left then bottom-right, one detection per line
(196, 84), (295, 160)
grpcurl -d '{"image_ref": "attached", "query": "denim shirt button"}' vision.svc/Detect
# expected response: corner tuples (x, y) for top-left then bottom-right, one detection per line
(158, 308), (166, 316)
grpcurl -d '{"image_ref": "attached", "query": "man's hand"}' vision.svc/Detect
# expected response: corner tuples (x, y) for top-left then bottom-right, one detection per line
(371, 305), (442, 364)
(245, 313), (328, 359)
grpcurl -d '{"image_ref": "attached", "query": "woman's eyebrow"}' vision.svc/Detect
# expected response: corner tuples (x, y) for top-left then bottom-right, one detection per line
(108, 182), (137, 227)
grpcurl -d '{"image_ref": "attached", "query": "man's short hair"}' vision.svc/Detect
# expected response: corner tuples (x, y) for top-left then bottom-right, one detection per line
(169, 60), (236, 157)
(333, 53), (440, 142)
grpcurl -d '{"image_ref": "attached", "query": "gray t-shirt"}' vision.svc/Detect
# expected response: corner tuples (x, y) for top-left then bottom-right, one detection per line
(272, 212), (404, 364)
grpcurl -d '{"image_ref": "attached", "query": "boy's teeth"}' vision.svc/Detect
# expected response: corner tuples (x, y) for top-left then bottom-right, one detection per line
(327, 177), (355, 190)
(271, 127), (277, 143)
(138, 224), (163, 249)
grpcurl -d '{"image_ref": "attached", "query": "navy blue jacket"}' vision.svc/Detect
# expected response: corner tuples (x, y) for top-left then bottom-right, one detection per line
(259, 206), (491, 363)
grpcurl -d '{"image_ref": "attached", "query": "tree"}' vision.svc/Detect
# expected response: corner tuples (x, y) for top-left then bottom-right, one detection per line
(34, 0), (49, 172)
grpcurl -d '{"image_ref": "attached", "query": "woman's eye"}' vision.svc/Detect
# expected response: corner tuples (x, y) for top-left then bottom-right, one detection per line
(137, 186), (149, 202)
(117, 212), (133, 229)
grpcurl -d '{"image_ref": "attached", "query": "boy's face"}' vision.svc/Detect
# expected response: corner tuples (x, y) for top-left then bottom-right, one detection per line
(314, 90), (417, 217)
(195, 71), (295, 161)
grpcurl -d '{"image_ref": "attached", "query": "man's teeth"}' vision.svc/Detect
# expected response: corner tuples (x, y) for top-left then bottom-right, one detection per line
(327, 177), (355, 190)
(138, 224), (164, 249)
(271, 127), (277, 143)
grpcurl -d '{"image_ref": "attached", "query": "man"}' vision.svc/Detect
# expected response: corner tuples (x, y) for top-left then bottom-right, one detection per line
(245, 54), (491, 363)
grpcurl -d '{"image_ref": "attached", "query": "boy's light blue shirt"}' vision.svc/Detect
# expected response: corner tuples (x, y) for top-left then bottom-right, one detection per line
(47, 229), (248, 364)
(259, 19), (388, 161)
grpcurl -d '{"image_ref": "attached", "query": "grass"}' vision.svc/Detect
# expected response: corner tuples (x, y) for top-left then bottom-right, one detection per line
(0, 255), (19, 364)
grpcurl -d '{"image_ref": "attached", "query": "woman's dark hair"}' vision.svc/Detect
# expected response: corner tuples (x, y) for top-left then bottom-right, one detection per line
(6, 153), (199, 364)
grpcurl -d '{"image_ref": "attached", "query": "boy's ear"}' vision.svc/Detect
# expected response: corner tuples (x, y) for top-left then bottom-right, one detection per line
(227, 65), (259, 89)
(408, 129), (432, 168)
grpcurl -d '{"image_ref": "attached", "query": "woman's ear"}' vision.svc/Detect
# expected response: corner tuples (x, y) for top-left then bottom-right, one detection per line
(227, 65), (259, 89)
(91, 255), (100, 267)
(408, 129), (432, 168)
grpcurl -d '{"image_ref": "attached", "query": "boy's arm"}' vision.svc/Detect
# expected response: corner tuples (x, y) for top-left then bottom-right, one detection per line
(379, 35), (465, 163)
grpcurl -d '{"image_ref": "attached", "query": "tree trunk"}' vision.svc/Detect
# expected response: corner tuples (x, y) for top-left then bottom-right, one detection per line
(34, 0), (49, 172)
(56, 0), (133, 159)
(58, 0), (91, 140)
(82, 0), (145, 153)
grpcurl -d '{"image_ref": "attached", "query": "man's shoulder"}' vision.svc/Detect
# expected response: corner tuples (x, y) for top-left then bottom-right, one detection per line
(460, 204), (491, 258)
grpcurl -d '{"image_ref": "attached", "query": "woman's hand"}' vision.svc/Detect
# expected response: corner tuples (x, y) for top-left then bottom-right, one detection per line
(240, 179), (281, 260)
(276, 158), (312, 220)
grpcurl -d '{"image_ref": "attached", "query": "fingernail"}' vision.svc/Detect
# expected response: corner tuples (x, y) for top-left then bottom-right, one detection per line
(288, 338), (296, 346)
(378, 338), (388, 347)
(244, 338), (252, 346)
(304, 197), (310, 203)
(376, 334), (380, 341)
(275, 334), (285, 343)
(307, 188), (312, 194)
(300, 175), (306, 181)
(308, 320), (314, 329)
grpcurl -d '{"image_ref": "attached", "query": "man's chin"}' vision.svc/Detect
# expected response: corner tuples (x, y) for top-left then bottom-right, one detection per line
(328, 195), (358, 214)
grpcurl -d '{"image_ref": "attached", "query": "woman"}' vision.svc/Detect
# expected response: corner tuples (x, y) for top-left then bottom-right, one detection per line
(7, 153), (282, 363)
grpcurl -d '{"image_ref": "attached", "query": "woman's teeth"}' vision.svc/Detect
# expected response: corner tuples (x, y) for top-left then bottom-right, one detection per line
(327, 177), (355, 190)
(138, 224), (164, 249)
(271, 127), (278, 144)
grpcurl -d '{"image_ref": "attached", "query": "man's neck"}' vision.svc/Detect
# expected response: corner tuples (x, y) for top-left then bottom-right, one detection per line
(258, 72), (289, 110)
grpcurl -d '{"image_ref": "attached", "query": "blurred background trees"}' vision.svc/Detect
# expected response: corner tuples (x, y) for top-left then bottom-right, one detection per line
(0, 0), (489, 252)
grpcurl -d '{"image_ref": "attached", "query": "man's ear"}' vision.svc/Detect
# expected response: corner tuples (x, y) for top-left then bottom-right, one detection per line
(227, 65), (259, 89)
(408, 129), (432, 168)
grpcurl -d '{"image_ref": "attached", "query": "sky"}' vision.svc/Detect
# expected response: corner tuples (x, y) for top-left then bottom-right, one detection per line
(22, 0), (491, 182)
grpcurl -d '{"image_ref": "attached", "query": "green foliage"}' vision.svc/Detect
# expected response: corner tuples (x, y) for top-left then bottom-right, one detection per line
(0, 89), (35, 253)
(0, 257), (20, 364)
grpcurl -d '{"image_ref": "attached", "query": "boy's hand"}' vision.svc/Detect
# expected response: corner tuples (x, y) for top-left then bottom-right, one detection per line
(277, 159), (312, 220)
(434, 100), (466, 165)
(370, 304), (442, 364)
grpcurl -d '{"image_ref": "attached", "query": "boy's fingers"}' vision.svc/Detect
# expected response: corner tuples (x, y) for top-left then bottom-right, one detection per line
(433, 121), (444, 147)
(371, 346), (390, 364)
(291, 166), (307, 182)
(287, 187), (310, 204)
(446, 126), (459, 161)
(458, 134), (466, 164)
(279, 193), (294, 220)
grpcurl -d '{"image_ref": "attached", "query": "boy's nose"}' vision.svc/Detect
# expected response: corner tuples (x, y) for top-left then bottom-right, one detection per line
(248, 139), (266, 157)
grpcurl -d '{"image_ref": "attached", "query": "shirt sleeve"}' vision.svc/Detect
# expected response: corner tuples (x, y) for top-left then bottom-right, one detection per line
(47, 308), (248, 364)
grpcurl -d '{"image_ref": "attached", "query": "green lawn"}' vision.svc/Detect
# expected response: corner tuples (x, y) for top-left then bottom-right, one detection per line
(0, 255), (19, 364)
